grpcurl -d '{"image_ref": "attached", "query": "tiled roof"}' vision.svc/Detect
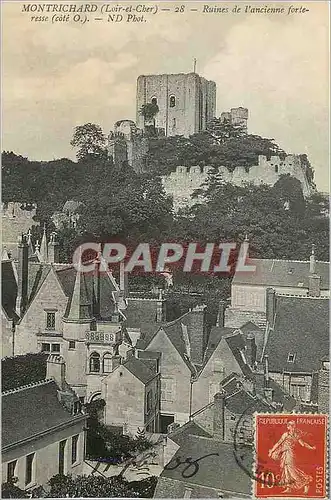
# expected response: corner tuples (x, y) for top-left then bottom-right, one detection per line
(265, 296), (329, 373)
(160, 436), (252, 495)
(2, 380), (85, 449)
(232, 258), (329, 289)
(123, 357), (156, 384)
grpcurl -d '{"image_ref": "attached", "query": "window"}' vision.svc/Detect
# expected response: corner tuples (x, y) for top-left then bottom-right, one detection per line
(172, 118), (176, 128)
(290, 383), (307, 401)
(71, 435), (79, 465)
(103, 353), (113, 373)
(275, 165), (279, 173)
(287, 353), (296, 363)
(46, 312), (56, 330)
(58, 440), (67, 475)
(51, 343), (60, 353)
(69, 341), (76, 349)
(151, 97), (157, 105)
(41, 343), (50, 352)
(25, 453), (35, 486)
(213, 360), (223, 373)
(169, 95), (176, 108)
(89, 352), (100, 373)
(7, 460), (17, 482)
(161, 378), (174, 402)
(146, 390), (153, 412)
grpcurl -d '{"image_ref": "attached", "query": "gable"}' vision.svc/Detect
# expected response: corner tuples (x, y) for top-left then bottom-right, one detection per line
(200, 336), (242, 378)
(147, 329), (190, 375)
(19, 267), (68, 326)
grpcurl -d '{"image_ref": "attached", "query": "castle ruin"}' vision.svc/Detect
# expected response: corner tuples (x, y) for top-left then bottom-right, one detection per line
(162, 155), (313, 210)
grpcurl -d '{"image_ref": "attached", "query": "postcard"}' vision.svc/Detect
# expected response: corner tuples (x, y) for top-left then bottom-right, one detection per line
(1, 1), (329, 498)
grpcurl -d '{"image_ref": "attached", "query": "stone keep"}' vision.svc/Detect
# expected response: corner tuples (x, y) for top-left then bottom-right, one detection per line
(136, 72), (216, 137)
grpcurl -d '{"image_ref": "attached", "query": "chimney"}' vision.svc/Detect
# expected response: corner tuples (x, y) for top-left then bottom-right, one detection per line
(156, 289), (165, 323)
(266, 288), (276, 327)
(308, 244), (321, 297)
(48, 232), (60, 263)
(216, 300), (226, 327)
(213, 390), (226, 441)
(16, 234), (29, 317)
(264, 387), (274, 404)
(309, 244), (316, 273)
(246, 334), (257, 369)
(187, 305), (206, 365)
(308, 274), (321, 297)
(120, 261), (128, 298)
(47, 354), (66, 390)
(264, 355), (270, 386)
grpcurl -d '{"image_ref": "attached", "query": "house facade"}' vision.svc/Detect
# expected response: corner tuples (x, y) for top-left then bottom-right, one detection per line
(2, 379), (86, 492)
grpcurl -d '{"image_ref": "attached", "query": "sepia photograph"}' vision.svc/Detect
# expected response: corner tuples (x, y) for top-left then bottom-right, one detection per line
(1, 1), (329, 498)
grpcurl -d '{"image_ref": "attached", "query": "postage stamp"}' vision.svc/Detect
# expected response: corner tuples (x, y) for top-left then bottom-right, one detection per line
(253, 413), (328, 499)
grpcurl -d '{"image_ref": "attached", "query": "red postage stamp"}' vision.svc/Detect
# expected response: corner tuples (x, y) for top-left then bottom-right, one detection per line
(254, 413), (328, 498)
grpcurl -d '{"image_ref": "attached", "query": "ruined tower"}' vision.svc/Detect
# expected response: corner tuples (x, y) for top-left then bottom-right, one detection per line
(136, 72), (216, 137)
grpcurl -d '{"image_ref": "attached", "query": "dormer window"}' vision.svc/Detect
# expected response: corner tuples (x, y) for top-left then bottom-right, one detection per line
(169, 95), (176, 108)
(287, 353), (296, 363)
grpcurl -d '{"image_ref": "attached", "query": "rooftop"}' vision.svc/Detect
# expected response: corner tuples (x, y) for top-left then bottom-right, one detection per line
(265, 295), (329, 373)
(2, 380), (85, 450)
(157, 436), (251, 496)
(232, 258), (329, 289)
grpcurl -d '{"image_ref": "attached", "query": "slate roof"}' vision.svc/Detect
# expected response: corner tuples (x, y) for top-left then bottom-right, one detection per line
(158, 436), (252, 496)
(232, 258), (329, 289)
(168, 420), (212, 446)
(123, 356), (156, 384)
(2, 380), (85, 450)
(125, 298), (160, 328)
(224, 332), (254, 379)
(1, 261), (18, 319)
(225, 389), (271, 415)
(135, 313), (197, 374)
(202, 327), (235, 366)
(2, 258), (119, 322)
(265, 296), (329, 373)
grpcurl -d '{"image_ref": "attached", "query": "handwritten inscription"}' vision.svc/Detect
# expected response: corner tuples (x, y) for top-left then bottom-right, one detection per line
(164, 453), (219, 478)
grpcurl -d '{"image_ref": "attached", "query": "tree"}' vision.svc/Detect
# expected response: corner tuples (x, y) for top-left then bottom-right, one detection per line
(41, 474), (157, 498)
(139, 103), (159, 137)
(70, 123), (107, 161)
(206, 117), (246, 143)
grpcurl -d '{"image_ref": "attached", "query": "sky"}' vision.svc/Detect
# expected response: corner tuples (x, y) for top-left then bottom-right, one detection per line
(2, 1), (329, 191)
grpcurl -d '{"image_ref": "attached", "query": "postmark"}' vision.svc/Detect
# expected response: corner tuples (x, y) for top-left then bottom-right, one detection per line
(253, 413), (328, 499)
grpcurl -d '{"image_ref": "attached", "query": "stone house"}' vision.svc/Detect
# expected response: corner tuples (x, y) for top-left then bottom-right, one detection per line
(2, 377), (86, 492)
(101, 354), (160, 434)
(262, 290), (329, 407)
(225, 247), (329, 328)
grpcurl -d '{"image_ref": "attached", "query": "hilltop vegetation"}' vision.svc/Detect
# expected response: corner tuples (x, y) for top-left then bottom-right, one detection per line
(1, 121), (328, 271)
